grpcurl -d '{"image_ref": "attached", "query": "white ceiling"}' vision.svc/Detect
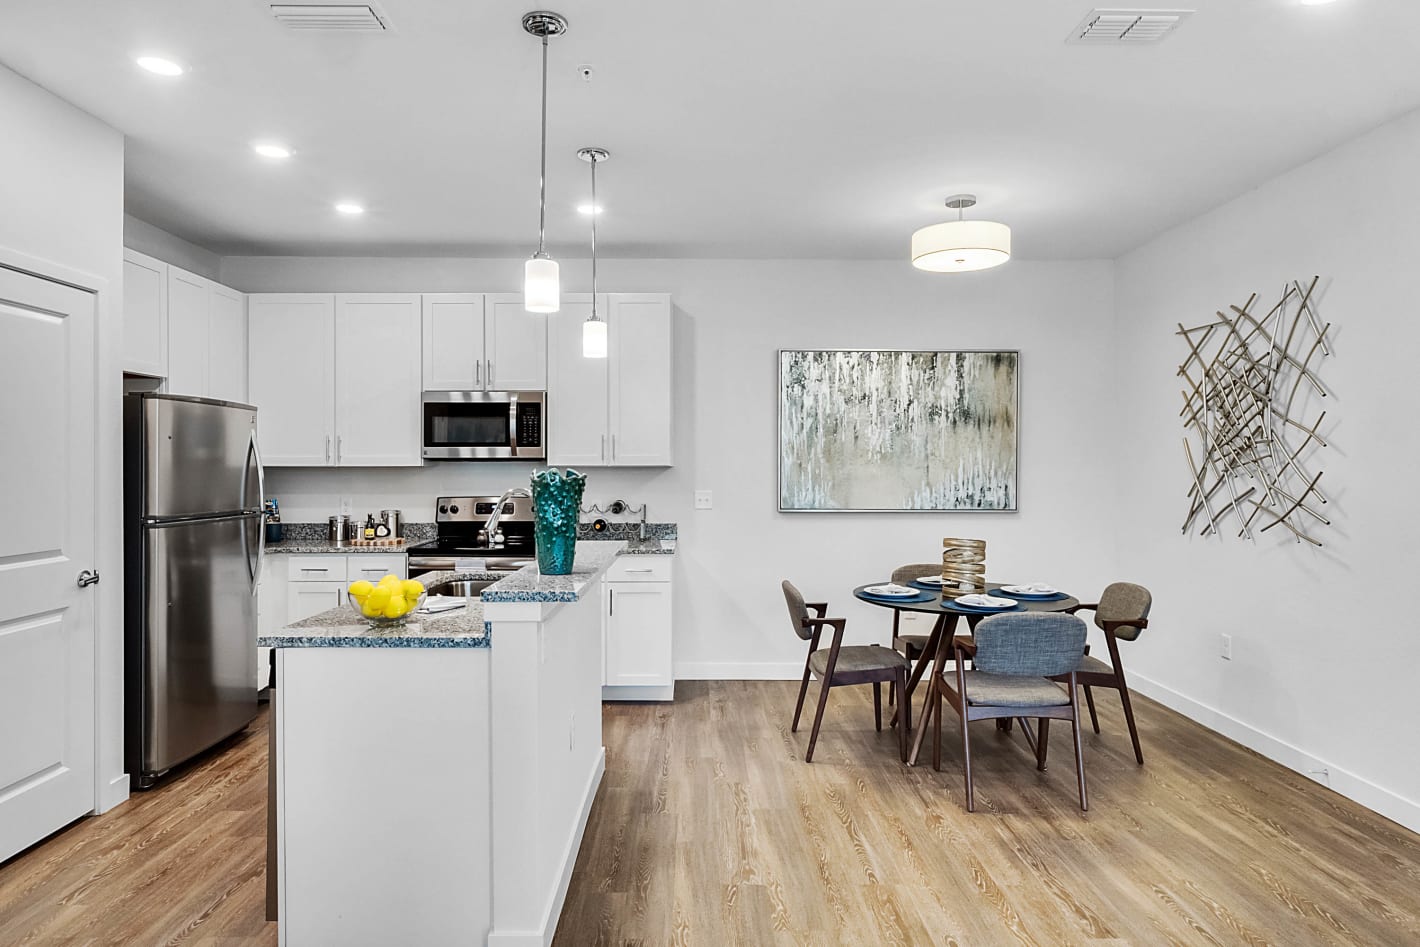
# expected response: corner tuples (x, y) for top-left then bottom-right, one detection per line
(3, 0), (1419, 260)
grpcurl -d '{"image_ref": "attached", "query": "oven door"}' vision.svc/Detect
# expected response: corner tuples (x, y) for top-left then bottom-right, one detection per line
(422, 391), (536, 460)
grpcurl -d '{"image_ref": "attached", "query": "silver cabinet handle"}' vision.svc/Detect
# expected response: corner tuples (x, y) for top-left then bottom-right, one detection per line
(76, 569), (100, 588)
(609, 588), (614, 616)
(300, 567), (329, 573)
(625, 568), (654, 574)
(611, 434), (617, 462)
(325, 435), (331, 463)
(475, 358), (481, 387)
(601, 435), (606, 462)
(486, 359), (493, 386)
(336, 435), (342, 465)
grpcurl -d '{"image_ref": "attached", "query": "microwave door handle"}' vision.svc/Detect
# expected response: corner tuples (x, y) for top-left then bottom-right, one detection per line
(509, 394), (519, 455)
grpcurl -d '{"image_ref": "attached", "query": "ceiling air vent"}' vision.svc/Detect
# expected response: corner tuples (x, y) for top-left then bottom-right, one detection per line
(1067, 9), (1193, 44)
(269, 4), (389, 31)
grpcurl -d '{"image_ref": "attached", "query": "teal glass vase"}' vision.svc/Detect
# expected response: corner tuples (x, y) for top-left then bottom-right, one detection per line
(531, 468), (587, 575)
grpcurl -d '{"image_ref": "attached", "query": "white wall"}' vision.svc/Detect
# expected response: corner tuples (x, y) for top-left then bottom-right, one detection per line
(0, 63), (127, 810)
(223, 256), (1121, 678)
(123, 214), (220, 280)
(1114, 108), (1420, 829)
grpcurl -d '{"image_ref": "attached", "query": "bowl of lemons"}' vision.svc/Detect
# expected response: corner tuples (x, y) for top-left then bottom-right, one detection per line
(347, 575), (426, 627)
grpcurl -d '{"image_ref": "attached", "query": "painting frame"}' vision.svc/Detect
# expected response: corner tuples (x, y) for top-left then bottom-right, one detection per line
(777, 348), (1021, 514)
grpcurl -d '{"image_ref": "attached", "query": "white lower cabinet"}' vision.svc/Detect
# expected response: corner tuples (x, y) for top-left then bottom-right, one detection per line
(602, 557), (674, 701)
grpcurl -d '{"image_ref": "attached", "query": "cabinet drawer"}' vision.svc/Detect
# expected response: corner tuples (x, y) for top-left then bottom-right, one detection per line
(606, 557), (671, 583)
(347, 555), (408, 581)
(286, 555), (348, 582)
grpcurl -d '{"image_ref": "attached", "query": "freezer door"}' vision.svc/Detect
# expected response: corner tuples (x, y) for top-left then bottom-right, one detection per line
(136, 513), (259, 778)
(140, 395), (260, 518)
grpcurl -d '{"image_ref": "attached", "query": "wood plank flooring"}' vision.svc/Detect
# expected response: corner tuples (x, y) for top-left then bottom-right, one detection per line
(552, 681), (1420, 946)
(2, 684), (1417, 945)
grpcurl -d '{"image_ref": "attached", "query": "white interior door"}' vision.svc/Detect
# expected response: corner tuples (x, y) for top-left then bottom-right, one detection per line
(0, 265), (97, 861)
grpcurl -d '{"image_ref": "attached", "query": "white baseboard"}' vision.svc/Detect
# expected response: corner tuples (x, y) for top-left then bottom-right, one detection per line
(488, 747), (606, 947)
(674, 661), (801, 680)
(1129, 671), (1420, 834)
(95, 772), (130, 814)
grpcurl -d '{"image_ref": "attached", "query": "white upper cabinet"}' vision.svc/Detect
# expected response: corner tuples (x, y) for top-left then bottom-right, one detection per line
(122, 249), (167, 377)
(546, 296), (607, 467)
(548, 293), (673, 467)
(166, 267), (210, 397)
(608, 294), (674, 467)
(248, 294), (336, 466)
(421, 294), (485, 390)
(208, 284), (248, 403)
(334, 294), (422, 466)
(485, 294), (548, 390)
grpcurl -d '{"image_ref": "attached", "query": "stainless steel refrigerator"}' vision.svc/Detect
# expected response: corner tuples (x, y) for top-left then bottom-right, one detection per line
(124, 393), (264, 788)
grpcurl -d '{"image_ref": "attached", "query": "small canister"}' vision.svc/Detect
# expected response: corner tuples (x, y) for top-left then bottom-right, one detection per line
(381, 509), (403, 539)
(328, 515), (353, 546)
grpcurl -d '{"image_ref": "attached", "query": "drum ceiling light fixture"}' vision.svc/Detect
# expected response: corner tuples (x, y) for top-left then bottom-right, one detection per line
(911, 195), (1011, 273)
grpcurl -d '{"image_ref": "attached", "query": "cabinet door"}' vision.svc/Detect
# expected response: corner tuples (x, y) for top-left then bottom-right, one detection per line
(288, 581), (346, 623)
(604, 582), (673, 687)
(166, 267), (211, 397)
(334, 294), (422, 466)
(421, 294), (485, 390)
(485, 294), (547, 390)
(208, 284), (248, 403)
(122, 249), (167, 377)
(248, 295), (336, 466)
(609, 294), (673, 466)
(546, 296), (607, 467)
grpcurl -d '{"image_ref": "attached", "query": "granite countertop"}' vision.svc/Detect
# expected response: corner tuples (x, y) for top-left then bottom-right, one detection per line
(594, 535), (676, 555)
(259, 594), (489, 649)
(265, 539), (415, 555)
(480, 544), (624, 603)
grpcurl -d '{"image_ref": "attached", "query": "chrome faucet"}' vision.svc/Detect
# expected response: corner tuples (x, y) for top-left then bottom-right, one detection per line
(484, 487), (531, 547)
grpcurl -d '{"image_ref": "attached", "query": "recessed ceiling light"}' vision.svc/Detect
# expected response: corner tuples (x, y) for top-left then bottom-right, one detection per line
(577, 204), (603, 215)
(1299, 0), (1340, 5)
(334, 202), (365, 215)
(136, 56), (184, 77)
(252, 142), (293, 160)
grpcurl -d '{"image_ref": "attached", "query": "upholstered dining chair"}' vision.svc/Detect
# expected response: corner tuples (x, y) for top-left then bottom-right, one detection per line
(933, 611), (1090, 811)
(889, 563), (941, 663)
(782, 580), (910, 763)
(1055, 582), (1152, 764)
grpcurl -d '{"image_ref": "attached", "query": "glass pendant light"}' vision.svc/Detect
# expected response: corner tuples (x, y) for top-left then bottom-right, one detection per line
(578, 148), (609, 358)
(911, 194), (1011, 273)
(522, 11), (568, 313)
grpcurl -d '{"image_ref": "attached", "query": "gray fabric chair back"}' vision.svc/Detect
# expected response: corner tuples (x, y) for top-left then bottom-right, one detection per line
(973, 612), (1087, 677)
(891, 563), (941, 585)
(1096, 582), (1152, 642)
(781, 580), (814, 641)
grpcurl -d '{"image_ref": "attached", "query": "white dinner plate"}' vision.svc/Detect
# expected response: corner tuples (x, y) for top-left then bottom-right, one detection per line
(1001, 584), (1058, 596)
(862, 584), (919, 598)
(912, 575), (946, 586)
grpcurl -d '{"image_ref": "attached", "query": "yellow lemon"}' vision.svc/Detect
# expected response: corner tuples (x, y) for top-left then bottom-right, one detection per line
(348, 579), (374, 602)
(401, 579), (424, 600)
(366, 586), (392, 610)
(378, 574), (401, 588)
(383, 595), (409, 619)
(361, 600), (383, 618)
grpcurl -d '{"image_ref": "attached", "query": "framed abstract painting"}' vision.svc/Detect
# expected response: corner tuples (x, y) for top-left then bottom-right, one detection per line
(778, 350), (1019, 512)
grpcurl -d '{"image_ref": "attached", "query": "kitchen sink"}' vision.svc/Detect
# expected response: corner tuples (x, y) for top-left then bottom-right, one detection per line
(428, 579), (491, 598)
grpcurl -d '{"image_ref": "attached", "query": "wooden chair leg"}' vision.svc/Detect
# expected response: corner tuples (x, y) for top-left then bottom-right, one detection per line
(932, 689), (943, 772)
(1115, 677), (1144, 765)
(896, 667), (909, 761)
(1070, 680), (1088, 811)
(805, 678), (833, 763)
(1036, 718), (1050, 771)
(873, 682), (882, 732)
(1083, 684), (1100, 734)
(960, 707), (975, 812)
(791, 657), (813, 733)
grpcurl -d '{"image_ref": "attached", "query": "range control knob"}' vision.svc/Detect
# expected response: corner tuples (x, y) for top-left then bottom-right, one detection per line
(438, 504), (449, 514)
(449, 504), (460, 514)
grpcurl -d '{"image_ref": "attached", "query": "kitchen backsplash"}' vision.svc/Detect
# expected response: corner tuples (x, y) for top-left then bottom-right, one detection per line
(577, 522), (677, 541)
(279, 521), (437, 544)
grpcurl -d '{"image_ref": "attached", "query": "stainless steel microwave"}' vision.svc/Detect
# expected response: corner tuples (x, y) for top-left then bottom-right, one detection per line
(421, 390), (545, 460)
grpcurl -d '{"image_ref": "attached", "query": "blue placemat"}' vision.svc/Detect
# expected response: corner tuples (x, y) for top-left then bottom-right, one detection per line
(909, 579), (948, 591)
(858, 590), (938, 605)
(942, 599), (1024, 613)
(989, 587), (1069, 602)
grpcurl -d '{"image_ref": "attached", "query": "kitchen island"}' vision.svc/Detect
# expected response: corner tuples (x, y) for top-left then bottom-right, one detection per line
(259, 544), (620, 946)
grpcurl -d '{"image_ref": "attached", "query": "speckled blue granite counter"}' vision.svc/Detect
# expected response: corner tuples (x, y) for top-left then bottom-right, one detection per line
(259, 596), (489, 649)
(264, 521), (435, 554)
(480, 543), (624, 603)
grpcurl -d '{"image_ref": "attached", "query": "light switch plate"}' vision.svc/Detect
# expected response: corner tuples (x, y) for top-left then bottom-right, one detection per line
(694, 490), (713, 510)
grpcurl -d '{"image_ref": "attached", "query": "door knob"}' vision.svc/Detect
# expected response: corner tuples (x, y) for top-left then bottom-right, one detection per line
(77, 570), (100, 588)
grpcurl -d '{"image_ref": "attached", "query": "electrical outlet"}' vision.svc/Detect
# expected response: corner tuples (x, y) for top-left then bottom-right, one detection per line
(694, 490), (713, 510)
(339, 497), (353, 515)
(1220, 634), (1232, 660)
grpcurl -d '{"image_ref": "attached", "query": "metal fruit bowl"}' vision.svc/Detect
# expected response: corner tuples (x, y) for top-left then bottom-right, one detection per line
(348, 590), (427, 628)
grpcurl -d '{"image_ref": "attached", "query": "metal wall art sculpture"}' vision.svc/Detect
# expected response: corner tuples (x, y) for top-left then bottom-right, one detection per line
(1176, 277), (1332, 546)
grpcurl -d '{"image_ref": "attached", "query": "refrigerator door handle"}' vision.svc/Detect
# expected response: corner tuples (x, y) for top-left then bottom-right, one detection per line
(244, 430), (266, 592)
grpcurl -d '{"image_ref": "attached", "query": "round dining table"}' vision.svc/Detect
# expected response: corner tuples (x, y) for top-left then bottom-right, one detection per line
(853, 581), (1080, 767)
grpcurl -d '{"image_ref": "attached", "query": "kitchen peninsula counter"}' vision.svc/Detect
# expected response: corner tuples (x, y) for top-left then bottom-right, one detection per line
(263, 549), (614, 946)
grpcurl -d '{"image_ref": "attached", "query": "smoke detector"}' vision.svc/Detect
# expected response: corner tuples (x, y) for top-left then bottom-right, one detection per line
(1067, 8), (1193, 44)
(269, 3), (389, 31)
